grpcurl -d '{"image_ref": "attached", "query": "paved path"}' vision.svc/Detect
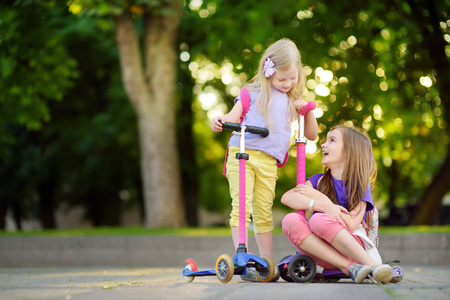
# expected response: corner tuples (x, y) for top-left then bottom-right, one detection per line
(0, 265), (449, 300)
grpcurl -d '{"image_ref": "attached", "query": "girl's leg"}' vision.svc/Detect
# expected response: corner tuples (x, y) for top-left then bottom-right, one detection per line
(255, 231), (273, 258)
(231, 226), (248, 250)
(282, 213), (351, 273)
(308, 213), (378, 266)
(331, 230), (378, 266)
(249, 150), (277, 259)
(309, 213), (393, 283)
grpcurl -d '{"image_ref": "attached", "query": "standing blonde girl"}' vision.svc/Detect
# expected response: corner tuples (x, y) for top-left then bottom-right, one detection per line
(281, 125), (394, 284)
(211, 38), (318, 280)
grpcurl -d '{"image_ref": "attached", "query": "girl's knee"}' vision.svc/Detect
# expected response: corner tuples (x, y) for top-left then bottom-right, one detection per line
(309, 213), (331, 232)
(282, 213), (306, 232)
(282, 213), (311, 246)
(309, 213), (343, 243)
(281, 213), (301, 228)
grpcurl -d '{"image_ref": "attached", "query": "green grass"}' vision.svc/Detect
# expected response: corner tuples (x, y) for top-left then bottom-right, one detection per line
(0, 226), (231, 237)
(0, 225), (449, 236)
(378, 225), (450, 234)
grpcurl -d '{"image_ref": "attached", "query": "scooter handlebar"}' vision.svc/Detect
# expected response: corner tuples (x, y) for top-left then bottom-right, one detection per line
(299, 101), (316, 116)
(222, 122), (269, 137)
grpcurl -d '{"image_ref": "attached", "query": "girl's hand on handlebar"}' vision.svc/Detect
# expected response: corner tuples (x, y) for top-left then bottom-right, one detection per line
(294, 98), (309, 114)
(211, 116), (225, 132)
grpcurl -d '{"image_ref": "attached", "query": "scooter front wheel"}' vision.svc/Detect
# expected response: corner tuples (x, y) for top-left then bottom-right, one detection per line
(288, 254), (316, 283)
(215, 254), (234, 283)
(255, 255), (275, 282)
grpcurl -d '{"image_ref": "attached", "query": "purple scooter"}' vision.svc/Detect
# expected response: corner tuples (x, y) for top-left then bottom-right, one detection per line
(183, 122), (275, 283)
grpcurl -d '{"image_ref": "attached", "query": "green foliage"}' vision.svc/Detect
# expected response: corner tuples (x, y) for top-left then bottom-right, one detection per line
(181, 0), (449, 224)
(1, 0), (449, 229)
(67, 0), (177, 17)
(0, 3), (78, 132)
(47, 8), (142, 226)
(0, 1), (142, 229)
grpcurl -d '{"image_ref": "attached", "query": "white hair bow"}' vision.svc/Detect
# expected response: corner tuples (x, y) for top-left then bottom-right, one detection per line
(263, 57), (275, 78)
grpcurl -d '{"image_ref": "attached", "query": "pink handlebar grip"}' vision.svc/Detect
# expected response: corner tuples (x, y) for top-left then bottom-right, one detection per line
(300, 101), (316, 116)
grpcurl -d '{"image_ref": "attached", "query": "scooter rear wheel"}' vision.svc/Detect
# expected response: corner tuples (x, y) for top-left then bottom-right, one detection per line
(183, 259), (198, 282)
(278, 255), (294, 282)
(255, 255), (275, 282)
(288, 254), (316, 283)
(386, 260), (403, 283)
(183, 264), (195, 282)
(390, 265), (404, 283)
(215, 254), (234, 283)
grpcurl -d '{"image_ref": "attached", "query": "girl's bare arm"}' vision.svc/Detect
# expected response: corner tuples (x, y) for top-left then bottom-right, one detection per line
(304, 110), (318, 141)
(343, 201), (367, 232)
(210, 100), (243, 132)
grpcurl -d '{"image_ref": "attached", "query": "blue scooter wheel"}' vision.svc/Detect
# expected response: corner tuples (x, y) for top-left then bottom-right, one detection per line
(216, 254), (234, 283)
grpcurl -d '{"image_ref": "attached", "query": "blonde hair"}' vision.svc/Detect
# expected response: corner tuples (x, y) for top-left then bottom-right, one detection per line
(247, 38), (306, 128)
(318, 125), (377, 229)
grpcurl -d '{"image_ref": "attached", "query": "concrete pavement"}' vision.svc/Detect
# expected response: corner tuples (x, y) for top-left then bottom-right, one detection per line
(0, 265), (449, 300)
(0, 232), (449, 299)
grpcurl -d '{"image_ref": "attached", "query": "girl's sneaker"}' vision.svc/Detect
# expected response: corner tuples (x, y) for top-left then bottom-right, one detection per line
(240, 267), (258, 282)
(241, 266), (279, 282)
(370, 265), (394, 284)
(271, 267), (280, 282)
(347, 263), (371, 283)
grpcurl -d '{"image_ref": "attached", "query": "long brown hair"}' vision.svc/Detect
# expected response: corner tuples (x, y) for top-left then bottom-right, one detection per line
(317, 125), (377, 229)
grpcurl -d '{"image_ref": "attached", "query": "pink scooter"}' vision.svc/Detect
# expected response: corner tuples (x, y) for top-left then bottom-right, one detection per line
(183, 122), (275, 283)
(277, 102), (404, 284)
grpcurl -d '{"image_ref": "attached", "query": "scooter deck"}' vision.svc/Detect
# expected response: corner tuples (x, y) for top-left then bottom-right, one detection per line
(182, 269), (216, 277)
(278, 254), (403, 283)
(183, 253), (269, 278)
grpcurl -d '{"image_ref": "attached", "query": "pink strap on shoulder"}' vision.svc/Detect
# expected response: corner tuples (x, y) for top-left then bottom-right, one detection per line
(239, 86), (250, 122)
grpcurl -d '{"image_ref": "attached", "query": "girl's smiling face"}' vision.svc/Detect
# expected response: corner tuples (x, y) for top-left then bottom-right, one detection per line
(270, 65), (299, 93)
(321, 128), (347, 172)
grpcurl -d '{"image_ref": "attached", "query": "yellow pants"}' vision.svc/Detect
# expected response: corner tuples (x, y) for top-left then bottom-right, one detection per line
(226, 146), (278, 234)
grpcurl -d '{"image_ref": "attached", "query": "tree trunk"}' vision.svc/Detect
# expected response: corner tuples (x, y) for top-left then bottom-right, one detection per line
(177, 70), (199, 226)
(38, 178), (56, 229)
(115, 3), (186, 227)
(410, 142), (450, 225)
(408, 0), (450, 225)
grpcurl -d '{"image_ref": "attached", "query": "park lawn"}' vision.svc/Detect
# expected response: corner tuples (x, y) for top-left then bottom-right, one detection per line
(0, 225), (449, 236)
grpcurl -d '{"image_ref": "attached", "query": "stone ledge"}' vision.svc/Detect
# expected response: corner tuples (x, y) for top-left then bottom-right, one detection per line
(0, 233), (448, 267)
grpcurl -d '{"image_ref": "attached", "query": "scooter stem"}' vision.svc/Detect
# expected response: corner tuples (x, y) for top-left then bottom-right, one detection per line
(238, 125), (247, 250)
(296, 121), (307, 219)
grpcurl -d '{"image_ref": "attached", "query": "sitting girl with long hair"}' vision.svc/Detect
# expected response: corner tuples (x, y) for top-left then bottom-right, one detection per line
(281, 125), (393, 284)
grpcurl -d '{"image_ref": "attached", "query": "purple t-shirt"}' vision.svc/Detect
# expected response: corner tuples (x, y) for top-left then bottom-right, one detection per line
(308, 173), (374, 215)
(228, 87), (292, 163)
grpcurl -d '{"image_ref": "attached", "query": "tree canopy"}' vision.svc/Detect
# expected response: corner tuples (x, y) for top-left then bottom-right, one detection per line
(0, 0), (448, 229)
